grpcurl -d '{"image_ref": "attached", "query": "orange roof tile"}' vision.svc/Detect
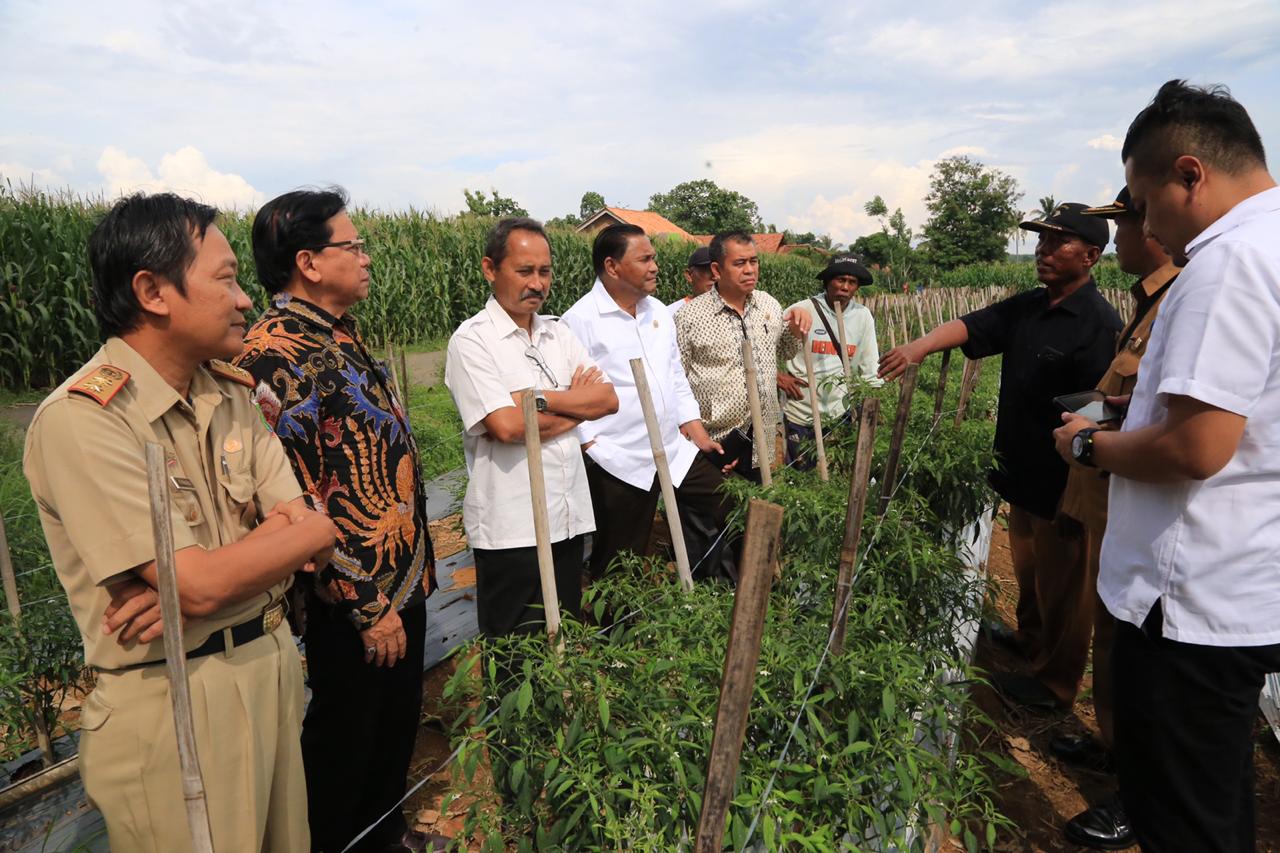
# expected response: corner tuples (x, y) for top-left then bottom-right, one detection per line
(752, 233), (787, 254)
(577, 207), (696, 242)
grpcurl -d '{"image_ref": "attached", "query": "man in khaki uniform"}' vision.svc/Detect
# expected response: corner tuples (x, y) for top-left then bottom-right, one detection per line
(23, 193), (336, 853)
(1054, 186), (1178, 850)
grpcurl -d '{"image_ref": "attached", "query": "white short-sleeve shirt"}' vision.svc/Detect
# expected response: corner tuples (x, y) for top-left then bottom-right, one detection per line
(444, 297), (598, 550)
(562, 280), (702, 491)
(1100, 186), (1280, 646)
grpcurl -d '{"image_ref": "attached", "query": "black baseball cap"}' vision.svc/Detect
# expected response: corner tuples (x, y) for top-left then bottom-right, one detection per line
(1019, 202), (1110, 249)
(687, 246), (712, 268)
(817, 256), (873, 286)
(1082, 187), (1133, 220)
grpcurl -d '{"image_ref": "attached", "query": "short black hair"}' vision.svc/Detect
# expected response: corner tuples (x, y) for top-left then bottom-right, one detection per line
(87, 192), (219, 339)
(591, 224), (645, 276)
(708, 231), (755, 266)
(484, 217), (551, 269)
(1122, 79), (1267, 177)
(252, 187), (349, 294)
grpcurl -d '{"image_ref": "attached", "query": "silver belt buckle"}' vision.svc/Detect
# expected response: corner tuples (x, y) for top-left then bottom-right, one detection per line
(262, 602), (284, 634)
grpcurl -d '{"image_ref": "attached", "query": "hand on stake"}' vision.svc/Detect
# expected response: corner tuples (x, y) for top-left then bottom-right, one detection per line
(877, 339), (929, 381)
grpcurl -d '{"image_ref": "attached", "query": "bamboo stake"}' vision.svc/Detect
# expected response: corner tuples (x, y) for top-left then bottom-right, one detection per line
(0, 513), (55, 766)
(385, 344), (402, 402)
(833, 302), (852, 379)
(913, 297), (927, 340)
(629, 359), (694, 591)
(519, 395), (563, 645)
(887, 321), (897, 351)
(144, 442), (215, 853)
(877, 363), (919, 517)
(801, 344), (829, 482)
(741, 338), (772, 487)
(954, 359), (982, 427)
(398, 345), (410, 405)
(830, 399), (879, 655)
(933, 348), (953, 425)
(695, 499), (784, 853)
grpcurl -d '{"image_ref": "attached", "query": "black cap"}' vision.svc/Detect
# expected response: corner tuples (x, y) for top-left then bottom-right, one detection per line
(1019, 202), (1110, 249)
(1082, 187), (1132, 220)
(817, 256), (873, 286)
(687, 246), (712, 268)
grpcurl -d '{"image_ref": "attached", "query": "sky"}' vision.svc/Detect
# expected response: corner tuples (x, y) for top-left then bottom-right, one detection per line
(3, 0), (1279, 248)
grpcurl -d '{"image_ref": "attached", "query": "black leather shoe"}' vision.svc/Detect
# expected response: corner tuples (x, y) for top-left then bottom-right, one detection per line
(991, 671), (1067, 711)
(1063, 797), (1134, 850)
(983, 619), (1023, 653)
(1050, 732), (1112, 772)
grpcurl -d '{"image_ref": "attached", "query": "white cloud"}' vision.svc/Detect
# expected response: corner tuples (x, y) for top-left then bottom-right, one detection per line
(0, 162), (66, 187)
(97, 145), (263, 209)
(1087, 134), (1123, 151)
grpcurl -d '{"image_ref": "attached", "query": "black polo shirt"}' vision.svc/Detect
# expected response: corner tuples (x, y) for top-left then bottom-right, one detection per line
(960, 279), (1122, 519)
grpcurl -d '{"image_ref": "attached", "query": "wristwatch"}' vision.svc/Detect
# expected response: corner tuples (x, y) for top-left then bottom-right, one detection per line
(1071, 427), (1101, 467)
(534, 390), (548, 413)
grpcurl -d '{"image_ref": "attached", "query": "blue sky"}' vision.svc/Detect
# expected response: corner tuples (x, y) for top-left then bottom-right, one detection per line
(3, 0), (1279, 246)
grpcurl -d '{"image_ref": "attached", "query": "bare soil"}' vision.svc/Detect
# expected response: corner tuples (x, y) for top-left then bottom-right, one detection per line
(965, 507), (1280, 852)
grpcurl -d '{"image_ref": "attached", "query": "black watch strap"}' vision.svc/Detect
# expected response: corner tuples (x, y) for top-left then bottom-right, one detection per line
(1073, 427), (1100, 467)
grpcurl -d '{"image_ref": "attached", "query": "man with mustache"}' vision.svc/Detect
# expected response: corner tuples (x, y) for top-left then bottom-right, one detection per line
(675, 231), (812, 482)
(880, 205), (1120, 710)
(236, 187), (439, 852)
(445, 217), (617, 636)
(562, 224), (736, 582)
(24, 192), (336, 852)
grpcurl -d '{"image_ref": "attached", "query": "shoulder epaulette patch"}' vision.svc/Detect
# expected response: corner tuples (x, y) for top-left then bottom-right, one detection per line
(68, 365), (130, 407)
(207, 359), (255, 389)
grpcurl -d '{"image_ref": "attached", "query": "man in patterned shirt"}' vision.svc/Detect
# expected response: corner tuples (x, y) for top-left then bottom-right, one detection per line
(235, 187), (437, 853)
(675, 231), (811, 481)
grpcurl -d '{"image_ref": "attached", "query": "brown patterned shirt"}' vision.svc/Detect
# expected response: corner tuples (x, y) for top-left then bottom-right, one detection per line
(235, 295), (434, 630)
(675, 285), (801, 467)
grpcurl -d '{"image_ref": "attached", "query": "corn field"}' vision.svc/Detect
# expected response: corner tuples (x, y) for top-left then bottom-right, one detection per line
(1, 186), (1135, 389)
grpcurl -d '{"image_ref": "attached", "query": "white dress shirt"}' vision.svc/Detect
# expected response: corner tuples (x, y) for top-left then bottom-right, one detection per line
(562, 280), (702, 491)
(444, 297), (598, 550)
(668, 295), (693, 319)
(1100, 186), (1280, 646)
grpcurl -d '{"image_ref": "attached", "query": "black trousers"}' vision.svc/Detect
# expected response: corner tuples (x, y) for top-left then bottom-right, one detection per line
(301, 592), (426, 853)
(1113, 601), (1280, 853)
(584, 454), (736, 583)
(473, 534), (585, 638)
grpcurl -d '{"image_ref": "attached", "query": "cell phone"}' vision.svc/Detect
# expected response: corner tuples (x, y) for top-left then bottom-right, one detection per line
(1053, 390), (1122, 423)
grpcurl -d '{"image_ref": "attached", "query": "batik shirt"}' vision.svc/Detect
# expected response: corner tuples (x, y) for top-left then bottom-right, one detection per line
(236, 294), (434, 630)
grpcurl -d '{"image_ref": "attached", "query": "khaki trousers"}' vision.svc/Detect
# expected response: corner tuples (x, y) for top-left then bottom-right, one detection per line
(1006, 504), (1094, 705)
(78, 621), (309, 853)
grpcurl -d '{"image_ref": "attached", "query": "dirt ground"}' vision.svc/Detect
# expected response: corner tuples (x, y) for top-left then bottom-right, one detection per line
(965, 507), (1280, 852)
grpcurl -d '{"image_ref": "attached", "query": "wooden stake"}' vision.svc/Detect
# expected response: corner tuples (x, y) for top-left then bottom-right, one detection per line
(913, 297), (927, 340)
(695, 499), (784, 853)
(629, 358), (694, 591)
(144, 442), (215, 853)
(887, 321), (897, 351)
(801, 344), (829, 482)
(833, 302), (851, 379)
(519, 395), (563, 645)
(385, 344), (402, 402)
(932, 348), (953, 425)
(830, 399), (879, 655)
(398, 345), (410, 405)
(741, 338), (772, 487)
(877, 363), (918, 517)
(0, 513), (55, 766)
(954, 359), (982, 427)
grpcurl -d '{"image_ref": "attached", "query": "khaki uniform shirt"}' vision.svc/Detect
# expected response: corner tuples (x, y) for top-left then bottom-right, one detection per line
(23, 337), (303, 670)
(1058, 263), (1180, 531)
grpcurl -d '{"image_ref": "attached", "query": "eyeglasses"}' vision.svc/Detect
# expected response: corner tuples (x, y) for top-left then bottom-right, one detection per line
(310, 239), (368, 257)
(524, 345), (558, 388)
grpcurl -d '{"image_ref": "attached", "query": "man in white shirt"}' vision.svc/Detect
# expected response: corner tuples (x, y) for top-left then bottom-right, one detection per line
(1053, 80), (1280, 853)
(445, 218), (618, 639)
(667, 246), (715, 319)
(779, 256), (882, 469)
(563, 224), (737, 582)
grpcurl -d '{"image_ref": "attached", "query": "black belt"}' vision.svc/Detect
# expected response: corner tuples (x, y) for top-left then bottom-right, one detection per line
(106, 601), (286, 673)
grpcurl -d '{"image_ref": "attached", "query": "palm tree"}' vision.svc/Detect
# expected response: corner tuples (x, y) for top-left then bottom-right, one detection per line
(1036, 195), (1057, 219)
